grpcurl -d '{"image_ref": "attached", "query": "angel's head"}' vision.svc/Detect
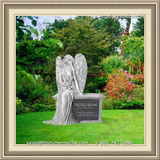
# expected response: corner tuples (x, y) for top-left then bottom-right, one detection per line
(63, 55), (74, 63)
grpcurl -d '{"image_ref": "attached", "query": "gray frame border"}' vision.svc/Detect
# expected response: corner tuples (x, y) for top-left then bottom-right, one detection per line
(0, 0), (159, 159)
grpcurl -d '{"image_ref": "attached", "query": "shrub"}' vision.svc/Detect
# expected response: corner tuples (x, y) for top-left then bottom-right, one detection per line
(100, 55), (128, 75)
(122, 100), (144, 109)
(16, 104), (24, 114)
(103, 69), (144, 110)
(16, 69), (58, 114)
(16, 70), (48, 105)
(104, 70), (136, 100)
(16, 97), (32, 114)
(132, 73), (144, 86)
(102, 98), (144, 110)
(102, 99), (123, 110)
(16, 97), (24, 114)
(85, 76), (106, 93)
(30, 103), (56, 112)
(16, 39), (59, 75)
(119, 35), (144, 65)
(131, 86), (144, 100)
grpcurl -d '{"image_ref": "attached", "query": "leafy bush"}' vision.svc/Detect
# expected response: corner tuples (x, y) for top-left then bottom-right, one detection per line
(16, 70), (48, 104)
(100, 55), (128, 75)
(102, 69), (144, 110)
(30, 103), (56, 112)
(16, 39), (62, 76)
(102, 99), (123, 109)
(16, 97), (56, 114)
(132, 73), (144, 86)
(102, 99), (144, 110)
(85, 76), (106, 93)
(16, 16), (39, 42)
(16, 97), (32, 114)
(16, 104), (24, 114)
(104, 70), (136, 100)
(119, 35), (144, 74)
(122, 100), (144, 109)
(104, 69), (144, 99)
(16, 97), (24, 114)
(131, 86), (144, 100)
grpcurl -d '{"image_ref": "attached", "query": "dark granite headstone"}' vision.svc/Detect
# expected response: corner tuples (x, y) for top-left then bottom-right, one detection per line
(72, 99), (99, 121)
(72, 93), (105, 123)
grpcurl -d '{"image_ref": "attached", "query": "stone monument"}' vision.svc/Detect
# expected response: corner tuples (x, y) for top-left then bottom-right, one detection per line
(43, 54), (105, 125)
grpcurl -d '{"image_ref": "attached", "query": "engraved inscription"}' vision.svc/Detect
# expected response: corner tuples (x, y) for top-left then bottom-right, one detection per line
(72, 99), (99, 121)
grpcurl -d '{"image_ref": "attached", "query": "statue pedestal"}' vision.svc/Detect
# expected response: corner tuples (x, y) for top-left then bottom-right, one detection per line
(72, 93), (105, 123)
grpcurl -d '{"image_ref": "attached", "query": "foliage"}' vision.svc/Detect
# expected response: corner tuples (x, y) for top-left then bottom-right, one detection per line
(16, 96), (56, 115)
(88, 55), (129, 93)
(41, 28), (64, 50)
(16, 97), (24, 114)
(16, 69), (57, 114)
(104, 70), (137, 100)
(42, 16), (124, 92)
(93, 16), (124, 36)
(58, 17), (111, 72)
(16, 16), (144, 112)
(45, 17), (121, 74)
(103, 69), (144, 109)
(16, 70), (48, 104)
(16, 103), (25, 114)
(44, 19), (70, 31)
(119, 35), (144, 67)
(102, 99), (144, 110)
(16, 39), (62, 76)
(85, 76), (106, 93)
(100, 55), (128, 75)
(131, 86), (144, 100)
(16, 23), (63, 112)
(133, 17), (144, 37)
(127, 58), (144, 75)
(16, 16), (39, 42)
(104, 69), (144, 99)
(93, 16), (124, 54)
(131, 73), (144, 86)
(30, 103), (55, 112)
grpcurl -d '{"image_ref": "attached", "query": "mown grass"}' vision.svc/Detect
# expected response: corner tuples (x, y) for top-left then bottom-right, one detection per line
(16, 110), (144, 144)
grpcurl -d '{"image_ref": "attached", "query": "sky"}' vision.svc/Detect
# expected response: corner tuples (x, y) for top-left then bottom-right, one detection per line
(24, 15), (138, 40)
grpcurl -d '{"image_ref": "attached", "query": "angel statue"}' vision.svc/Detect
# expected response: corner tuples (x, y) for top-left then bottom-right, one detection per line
(43, 54), (87, 125)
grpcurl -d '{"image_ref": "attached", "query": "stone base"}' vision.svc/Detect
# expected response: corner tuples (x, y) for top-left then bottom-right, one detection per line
(80, 120), (103, 123)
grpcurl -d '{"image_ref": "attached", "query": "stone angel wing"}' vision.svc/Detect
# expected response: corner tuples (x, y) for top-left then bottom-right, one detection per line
(55, 56), (62, 90)
(74, 54), (87, 93)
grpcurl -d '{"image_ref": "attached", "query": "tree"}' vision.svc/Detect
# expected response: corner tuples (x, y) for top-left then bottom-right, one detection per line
(16, 16), (39, 42)
(93, 16), (125, 55)
(116, 17), (131, 57)
(119, 35), (144, 73)
(16, 39), (60, 75)
(46, 19), (70, 30)
(41, 16), (125, 92)
(133, 17), (144, 37)
(93, 16), (124, 36)
(56, 17), (113, 73)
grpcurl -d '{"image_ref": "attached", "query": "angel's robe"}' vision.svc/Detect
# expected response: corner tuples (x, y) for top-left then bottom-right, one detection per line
(44, 60), (78, 125)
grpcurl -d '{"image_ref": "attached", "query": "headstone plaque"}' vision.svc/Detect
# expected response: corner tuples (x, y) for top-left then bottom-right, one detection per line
(72, 99), (99, 121)
(73, 93), (105, 123)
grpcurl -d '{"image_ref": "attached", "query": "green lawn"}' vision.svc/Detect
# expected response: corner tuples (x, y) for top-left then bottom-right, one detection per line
(16, 110), (144, 144)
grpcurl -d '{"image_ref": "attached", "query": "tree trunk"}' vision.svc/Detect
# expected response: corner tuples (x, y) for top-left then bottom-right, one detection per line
(120, 18), (131, 57)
